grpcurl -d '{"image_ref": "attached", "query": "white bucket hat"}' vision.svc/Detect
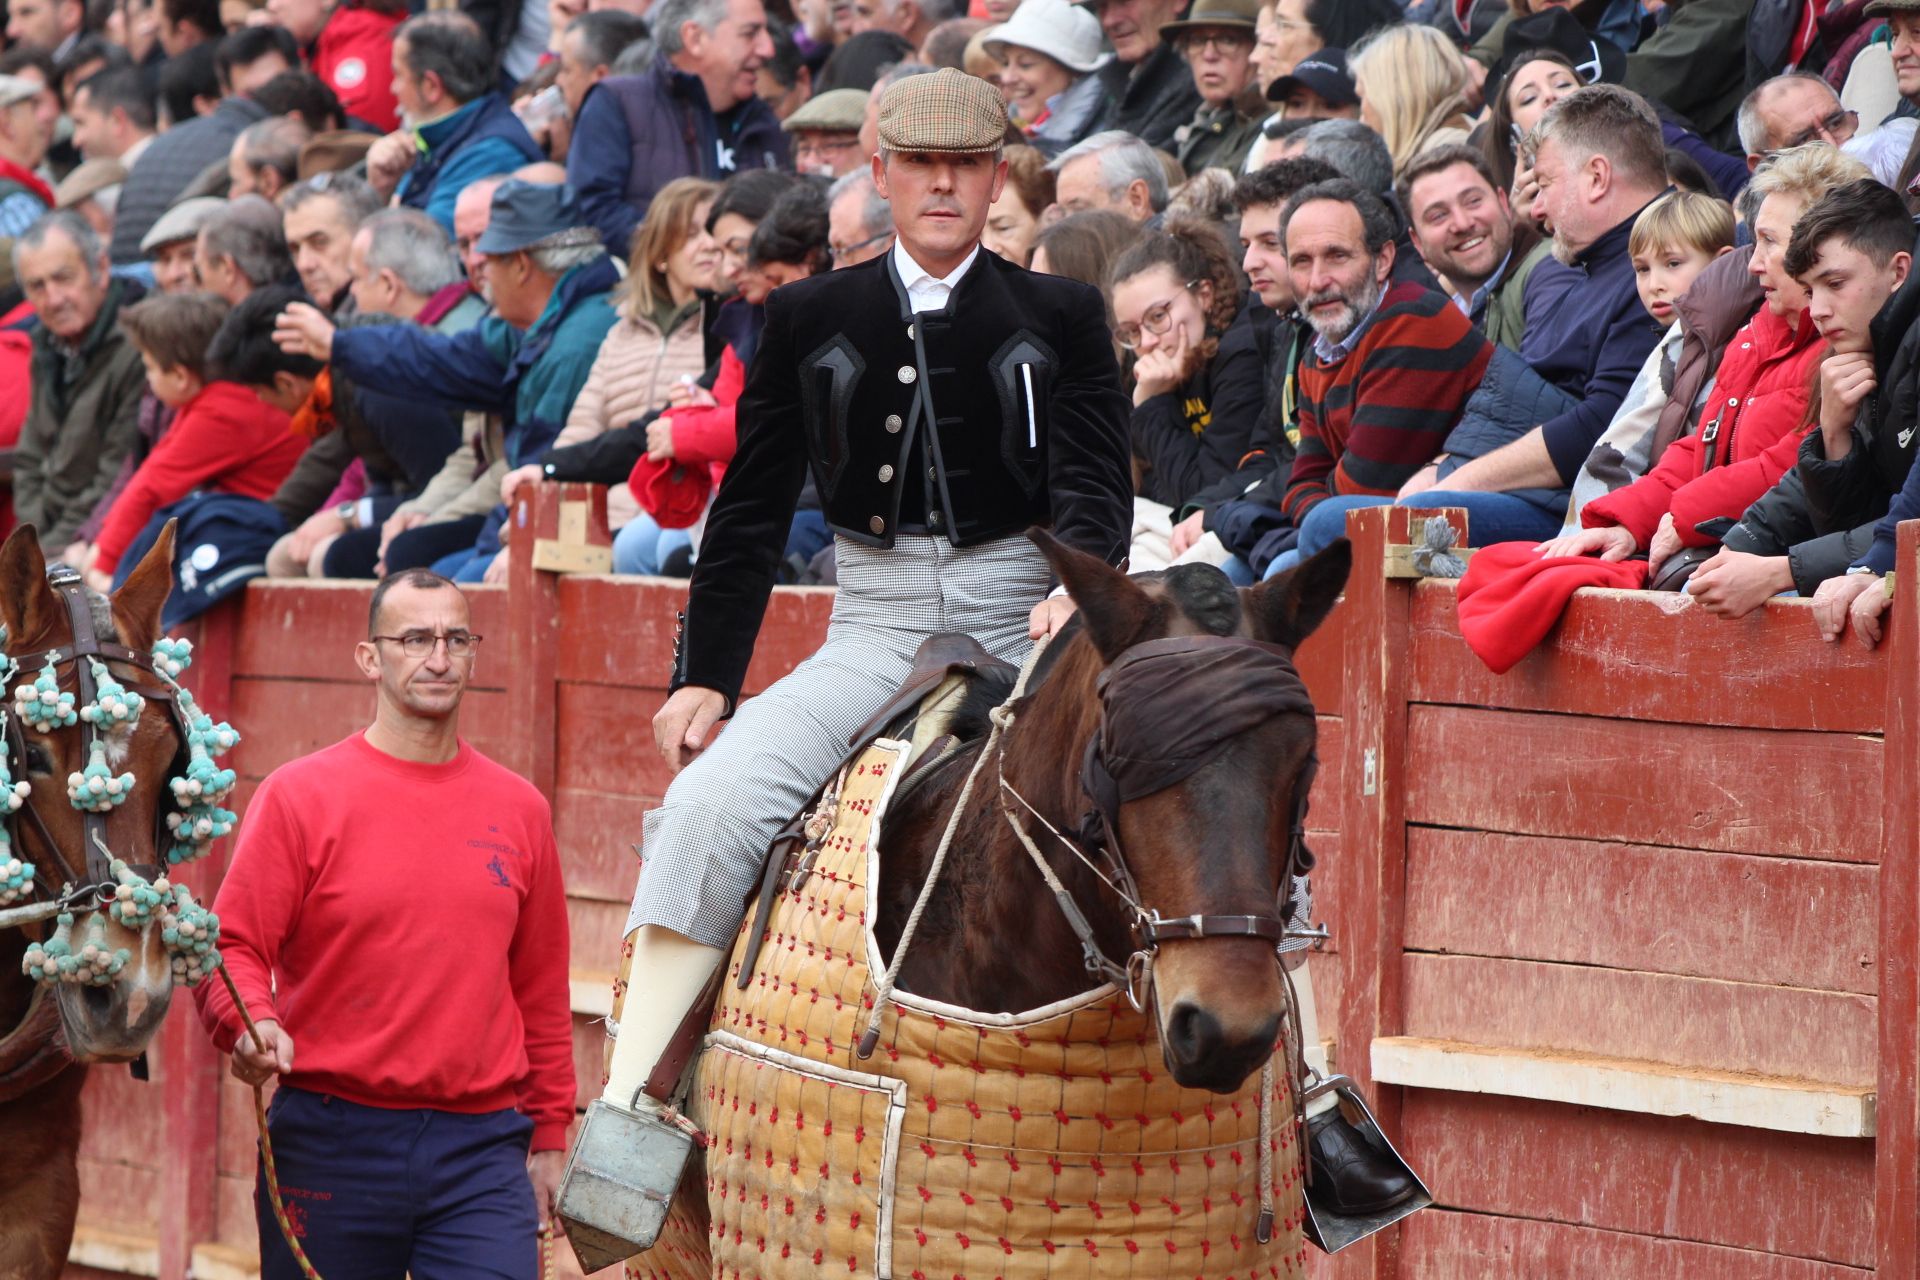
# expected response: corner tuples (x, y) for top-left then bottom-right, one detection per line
(983, 0), (1112, 75)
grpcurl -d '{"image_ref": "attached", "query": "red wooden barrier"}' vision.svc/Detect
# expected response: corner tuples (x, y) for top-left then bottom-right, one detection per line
(52, 487), (1901, 1279)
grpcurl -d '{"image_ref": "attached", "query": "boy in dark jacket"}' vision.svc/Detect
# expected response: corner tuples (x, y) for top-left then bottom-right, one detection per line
(1690, 181), (1917, 618)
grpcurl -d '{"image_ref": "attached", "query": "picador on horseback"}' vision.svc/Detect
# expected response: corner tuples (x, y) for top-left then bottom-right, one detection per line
(560, 67), (1422, 1274)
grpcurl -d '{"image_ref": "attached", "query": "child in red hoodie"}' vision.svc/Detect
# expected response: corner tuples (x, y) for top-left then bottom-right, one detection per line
(82, 292), (307, 589)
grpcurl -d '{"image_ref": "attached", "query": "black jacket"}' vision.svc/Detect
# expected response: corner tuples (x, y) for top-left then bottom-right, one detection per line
(1720, 231), (1920, 592)
(676, 247), (1133, 706)
(1190, 305), (1304, 522)
(1094, 42), (1204, 152)
(1133, 303), (1264, 509)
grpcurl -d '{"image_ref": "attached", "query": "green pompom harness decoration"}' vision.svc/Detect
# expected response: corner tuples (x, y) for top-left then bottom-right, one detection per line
(6, 628), (242, 990)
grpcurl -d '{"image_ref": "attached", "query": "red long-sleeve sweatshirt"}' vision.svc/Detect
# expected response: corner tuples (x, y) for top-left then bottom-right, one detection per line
(1582, 305), (1825, 547)
(93, 381), (304, 575)
(193, 733), (577, 1150)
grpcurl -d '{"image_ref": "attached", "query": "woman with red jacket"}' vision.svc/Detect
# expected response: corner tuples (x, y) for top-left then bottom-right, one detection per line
(1539, 146), (1869, 575)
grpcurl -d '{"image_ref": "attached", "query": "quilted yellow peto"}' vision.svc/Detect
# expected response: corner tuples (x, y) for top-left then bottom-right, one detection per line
(631, 740), (1305, 1280)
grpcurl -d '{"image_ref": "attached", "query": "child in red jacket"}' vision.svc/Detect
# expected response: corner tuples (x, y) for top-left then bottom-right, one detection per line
(82, 293), (307, 588)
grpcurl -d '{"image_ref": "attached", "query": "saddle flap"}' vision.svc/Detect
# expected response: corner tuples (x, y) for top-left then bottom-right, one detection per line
(845, 633), (1017, 750)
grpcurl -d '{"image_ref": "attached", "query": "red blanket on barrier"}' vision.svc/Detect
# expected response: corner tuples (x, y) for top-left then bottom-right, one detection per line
(1456, 542), (1650, 673)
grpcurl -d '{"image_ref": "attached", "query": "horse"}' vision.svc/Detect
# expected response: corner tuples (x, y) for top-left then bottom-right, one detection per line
(640, 530), (1349, 1279)
(875, 531), (1349, 1080)
(0, 522), (190, 1278)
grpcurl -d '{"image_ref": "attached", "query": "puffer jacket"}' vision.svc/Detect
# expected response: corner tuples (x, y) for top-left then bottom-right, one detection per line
(555, 298), (709, 527)
(1583, 301), (1825, 547)
(1720, 230), (1920, 591)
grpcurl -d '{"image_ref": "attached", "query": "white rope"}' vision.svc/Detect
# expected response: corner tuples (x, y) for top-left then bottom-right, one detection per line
(858, 634), (1052, 1056)
(1257, 1058), (1277, 1243)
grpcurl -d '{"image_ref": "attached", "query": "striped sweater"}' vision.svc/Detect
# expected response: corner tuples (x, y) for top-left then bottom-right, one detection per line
(1281, 282), (1493, 523)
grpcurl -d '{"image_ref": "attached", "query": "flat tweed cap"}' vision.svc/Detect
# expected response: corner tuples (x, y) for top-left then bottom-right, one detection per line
(877, 67), (1008, 153)
(1866, 0), (1920, 13)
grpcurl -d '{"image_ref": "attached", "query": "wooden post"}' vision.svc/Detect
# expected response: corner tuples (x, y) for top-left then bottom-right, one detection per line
(1878, 518), (1920, 1275)
(509, 482), (608, 798)
(1331, 506), (1466, 1280)
(157, 602), (241, 1277)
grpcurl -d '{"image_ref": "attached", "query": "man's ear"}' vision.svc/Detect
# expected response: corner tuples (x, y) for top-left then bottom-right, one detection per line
(1894, 250), (1912, 292)
(871, 150), (890, 197)
(1376, 233), (1395, 284)
(679, 18), (707, 55)
(1587, 153), (1611, 200)
(1126, 178), (1151, 217)
(1714, 244), (1735, 258)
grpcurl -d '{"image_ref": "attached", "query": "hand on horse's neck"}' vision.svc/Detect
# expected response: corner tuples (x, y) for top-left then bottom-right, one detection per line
(364, 705), (461, 765)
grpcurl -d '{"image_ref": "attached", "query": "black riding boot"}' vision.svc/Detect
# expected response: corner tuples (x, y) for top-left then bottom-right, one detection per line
(1307, 1107), (1421, 1215)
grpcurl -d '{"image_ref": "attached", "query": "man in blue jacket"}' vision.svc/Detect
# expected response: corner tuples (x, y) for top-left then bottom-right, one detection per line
(365, 11), (543, 235)
(273, 178), (618, 581)
(566, 0), (788, 254)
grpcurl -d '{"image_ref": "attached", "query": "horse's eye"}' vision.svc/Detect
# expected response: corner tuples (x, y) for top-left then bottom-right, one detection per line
(22, 743), (52, 776)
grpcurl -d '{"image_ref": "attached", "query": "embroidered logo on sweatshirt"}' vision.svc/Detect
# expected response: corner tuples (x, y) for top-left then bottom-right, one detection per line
(485, 854), (512, 888)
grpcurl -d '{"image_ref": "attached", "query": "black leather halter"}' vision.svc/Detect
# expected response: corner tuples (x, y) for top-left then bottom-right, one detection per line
(8, 566), (190, 906)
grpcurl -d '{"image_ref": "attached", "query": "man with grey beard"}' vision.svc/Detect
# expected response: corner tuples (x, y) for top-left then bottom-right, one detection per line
(1253, 177), (1491, 579)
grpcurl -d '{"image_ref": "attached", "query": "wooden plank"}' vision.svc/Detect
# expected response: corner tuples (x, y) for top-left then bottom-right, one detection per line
(1400, 1209), (1873, 1280)
(1407, 579), (1886, 734)
(1404, 705), (1882, 862)
(231, 581), (507, 690)
(214, 1171), (259, 1252)
(553, 787), (653, 902)
(74, 1158), (161, 1233)
(1308, 714), (1341, 827)
(555, 682), (675, 801)
(64, 1226), (160, 1276)
(1332, 505), (1424, 1280)
(78, 1060), (166, 1164)
(1400, 1091), (1874, 1267)
(1372, 1037), (1876, 1138)
(507, 485), (574, 793)
(555, 574), (837, 696)
(1402, 954), (1876, 1087)
(1880, 517), (1920, 1274)
(568, 895), (629, 978)
(1295, 607), (1343, 716)
(1404, 829), (1878, 995)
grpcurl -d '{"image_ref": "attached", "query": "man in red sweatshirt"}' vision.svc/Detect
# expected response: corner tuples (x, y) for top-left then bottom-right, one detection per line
(194, 569), (573, 1279)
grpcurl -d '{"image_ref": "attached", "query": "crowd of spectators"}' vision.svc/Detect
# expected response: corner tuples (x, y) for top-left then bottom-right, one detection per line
(0, 0), (1918, 651)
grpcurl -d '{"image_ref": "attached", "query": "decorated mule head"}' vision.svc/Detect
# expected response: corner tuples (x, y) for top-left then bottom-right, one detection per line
(0, 525), (234, 1064)
(1020, 531), (1350, 1094)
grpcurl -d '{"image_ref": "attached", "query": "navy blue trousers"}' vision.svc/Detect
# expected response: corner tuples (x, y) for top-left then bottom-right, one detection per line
(256, 1087), (539, 1279)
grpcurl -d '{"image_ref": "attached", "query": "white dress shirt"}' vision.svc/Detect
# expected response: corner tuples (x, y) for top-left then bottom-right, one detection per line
(893, 239), (980, 314)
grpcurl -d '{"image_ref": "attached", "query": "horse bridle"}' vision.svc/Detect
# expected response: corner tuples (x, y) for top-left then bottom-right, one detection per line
(997, 633), (1320, 1007)
(8, 566), (192, 908)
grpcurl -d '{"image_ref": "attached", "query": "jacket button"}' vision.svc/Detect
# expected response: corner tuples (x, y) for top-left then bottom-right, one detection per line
(885, 414), (902, 432)
(928, 510), (944, 530)
(897, 365), (916, 384)
(907, 323), (915, 339)
(870, 516), (886, 535)
(878, 465), (894, 482)
(927, 466), (937, 482)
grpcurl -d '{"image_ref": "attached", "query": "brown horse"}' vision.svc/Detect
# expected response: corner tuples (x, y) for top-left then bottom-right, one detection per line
(873, 531), (1349, 1093)
(0, 523), (186, 1278)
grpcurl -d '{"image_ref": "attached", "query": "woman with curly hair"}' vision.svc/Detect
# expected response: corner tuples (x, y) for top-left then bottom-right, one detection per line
(1349, 23), (1476, 180)
(1107, 218), (1263, 559)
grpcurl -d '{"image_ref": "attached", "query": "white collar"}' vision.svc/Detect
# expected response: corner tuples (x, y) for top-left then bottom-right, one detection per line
(892, 239), (980, 293)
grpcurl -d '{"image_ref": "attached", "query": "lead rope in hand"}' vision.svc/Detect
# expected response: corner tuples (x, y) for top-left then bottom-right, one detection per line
(539, 1222), (556, 1280)
(217, 964), (323, 1280)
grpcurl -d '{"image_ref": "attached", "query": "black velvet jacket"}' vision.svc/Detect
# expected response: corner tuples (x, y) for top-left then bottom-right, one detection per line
(676, 247), (1134, 706)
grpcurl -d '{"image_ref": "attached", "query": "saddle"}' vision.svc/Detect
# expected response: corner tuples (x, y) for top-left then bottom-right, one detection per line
(640, 634), (1018, 1105)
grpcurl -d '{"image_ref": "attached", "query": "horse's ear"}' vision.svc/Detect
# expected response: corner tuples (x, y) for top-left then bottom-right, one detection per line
(0, 525), (63, 650)
(110, 520), (176, 653)
(1247, 538), (1350, 648)
(1029, 528), (1157, 661)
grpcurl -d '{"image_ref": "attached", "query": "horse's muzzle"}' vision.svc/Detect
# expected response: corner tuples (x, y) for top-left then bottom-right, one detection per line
(1161, 1000), (1280, 1094)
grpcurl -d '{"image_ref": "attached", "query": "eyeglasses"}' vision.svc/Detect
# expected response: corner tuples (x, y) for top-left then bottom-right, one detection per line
(1181, 31), (1255, 55)
(1114, 280), (1199, 350)
(830, 230), (893, 263)
(1783, 107), (1858, 150)
(370, 630), (483, 658)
